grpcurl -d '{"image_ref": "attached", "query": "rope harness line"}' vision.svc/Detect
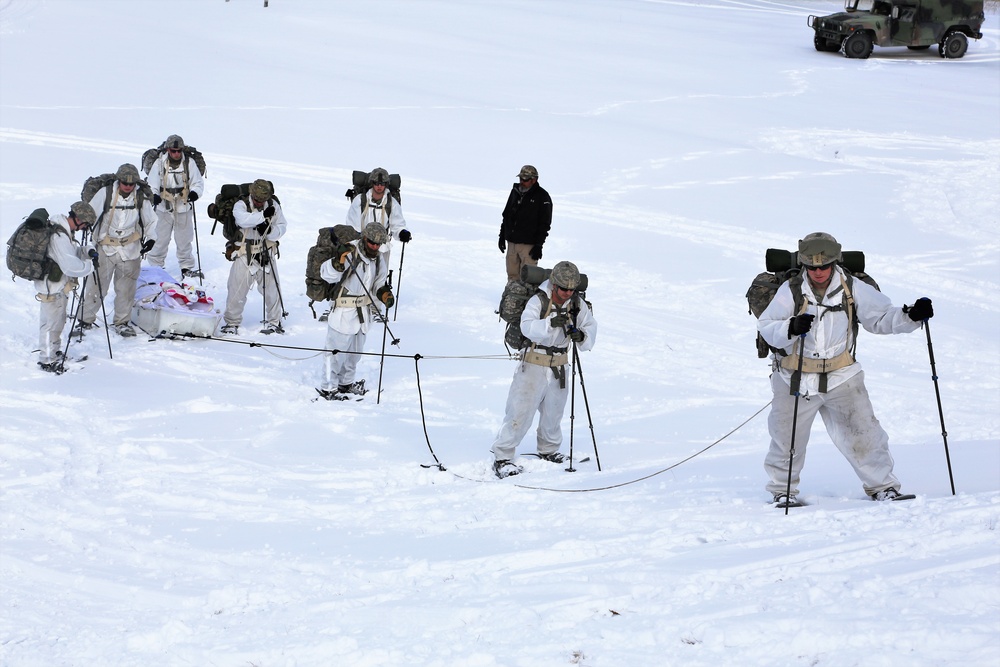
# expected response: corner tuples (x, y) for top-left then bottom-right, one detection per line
(151, 331), (770, 493)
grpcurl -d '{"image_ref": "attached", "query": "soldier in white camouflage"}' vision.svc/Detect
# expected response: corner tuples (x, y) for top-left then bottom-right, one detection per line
(145, 134), (205, 279)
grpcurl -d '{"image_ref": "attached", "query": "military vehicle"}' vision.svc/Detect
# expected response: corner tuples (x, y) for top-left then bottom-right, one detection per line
(808, 0), (985, 59)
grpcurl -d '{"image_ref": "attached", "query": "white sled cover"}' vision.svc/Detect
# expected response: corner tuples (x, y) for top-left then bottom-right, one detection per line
(132, 266), (221, 336)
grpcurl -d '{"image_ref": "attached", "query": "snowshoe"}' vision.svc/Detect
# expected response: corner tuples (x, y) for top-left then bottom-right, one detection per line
(316, 388), (349, 401)
(536, 451), (566, 463)
(220, 324), (239, 335)
(181, 268), (204, 280)
(115, 323), (136, 338)
(494, 459), (524, 479)
(773, 493), (806, 508)
(870, 488), (916, 502)
(71, 321), (97, 337)
(337, 380), (368, 396)
(260, 322), (285, 335)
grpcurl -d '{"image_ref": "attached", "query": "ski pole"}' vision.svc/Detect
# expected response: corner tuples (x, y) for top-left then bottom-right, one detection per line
(344, 253), (401, 347)
(572, 343), (601, 471)
(264, 243), (288, 319)
(377, 270), (393, 405)
(58, 273), (90, 374)
(783, 334), (807, 516)
(90, 256), (113, 359)
(923, 320), (955, 495)
(392, 240), (406, 322)
(191, 204), (203, 287)
(566, 341), (578, 472)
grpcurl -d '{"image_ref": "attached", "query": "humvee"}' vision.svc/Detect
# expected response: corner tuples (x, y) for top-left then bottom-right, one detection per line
(808, 0), (985, 59)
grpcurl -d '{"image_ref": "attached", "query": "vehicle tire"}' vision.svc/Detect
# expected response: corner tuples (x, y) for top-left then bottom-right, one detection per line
(907, 45), (932, 50)
(939, 32), (968, 59)
(842, 31), (873, 59)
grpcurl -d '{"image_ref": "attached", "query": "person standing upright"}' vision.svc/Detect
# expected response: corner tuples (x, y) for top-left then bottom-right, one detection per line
(345, 167), (411, 266)
(78, 163), (157, 338)
(145, 134), (205, 279)
(499, 165), (552, 283)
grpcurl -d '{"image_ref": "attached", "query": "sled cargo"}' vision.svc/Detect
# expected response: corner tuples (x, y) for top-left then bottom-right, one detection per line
(132, 266), (221, 337)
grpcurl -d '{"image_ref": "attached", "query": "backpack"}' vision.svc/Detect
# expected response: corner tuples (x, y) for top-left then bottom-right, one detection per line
(344, 170), (402, 217)
(305, 224), (361, 315)
(81, 173), (154, 232)
(140, 143), (207, 178)
(6, 208), (67, 282)
(746, 248), (880, 358)
(499, 265), (592, 350)
(207, 181), (280, 245)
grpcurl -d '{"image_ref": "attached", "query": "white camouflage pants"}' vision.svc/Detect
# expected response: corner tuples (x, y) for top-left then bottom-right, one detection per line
(37, 292), (69, 364)
(764, 370), (899, 497)
(223, 257), (282, 328)
(320, 327), (367, 390)
(81, 253), (140, 326)
(147, 208), (196, 272)
(490, 361), (568, 461)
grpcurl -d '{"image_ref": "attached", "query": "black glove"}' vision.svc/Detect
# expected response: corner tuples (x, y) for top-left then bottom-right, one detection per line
(498, 236), (506, 254)
(398, 229), (412, 243)
(263, 205), (275, 219)
(788, 313), (815, 337)
(550, 313), (569, 329)
(567, 328), (585, 343)
(141, 239), (155, 255)
(255, 222), (270, 236)
(153, 194), (162, 207)
(377, 285), (395, 309)
(187, 191), (199, 202)
(333, 244), (352, 272)
(529, 244), (543, 261)
(87, 248), (99, 266)
(904, 297), (933, 321)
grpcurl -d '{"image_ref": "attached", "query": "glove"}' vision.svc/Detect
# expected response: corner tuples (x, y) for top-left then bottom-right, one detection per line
(140, 239), (155, 255)
(263, 205), (275, 219)
(377, 285), (395, 309)
(529, 244), (543, 261)
(398, 229), (412, 243)
(567, 328), (585, 343)
(87, 247), (99, 265)
(255, 222), (270, 236)
(333, 244), (352, 272)
(152, 194), (162, 207)
(498, 236), (507, 254)
(904, 297), (933, 321)
(550, 313), (569, 329)
(788, 313), (815, 337)
(187, 191), (199, 202)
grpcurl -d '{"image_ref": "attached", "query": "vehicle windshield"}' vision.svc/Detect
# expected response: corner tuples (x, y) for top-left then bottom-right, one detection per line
(844, 0), (875, 11)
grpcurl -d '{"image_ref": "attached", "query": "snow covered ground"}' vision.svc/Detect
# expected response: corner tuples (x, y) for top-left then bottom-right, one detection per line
(1, 1), (998, 665)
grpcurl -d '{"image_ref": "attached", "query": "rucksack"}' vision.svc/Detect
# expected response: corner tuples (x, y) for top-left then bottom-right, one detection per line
(344, 170), (402, 217)
(497, 266), (591, 351)
(81, 173), (154, 232)
(747, 248), (880, 358)
(207, 181), (280, 245)
(305, 224), (362, 316)
(6, 208), (67, 282)
(140, 143), (207, 178)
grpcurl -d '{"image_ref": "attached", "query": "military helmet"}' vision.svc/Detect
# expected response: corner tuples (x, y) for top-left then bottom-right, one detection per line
(116, 163), (141, 185)
(69, 201), (97, 226)
(362, 222), (389, 245)
(550, 261), (581, 290)
(368, 167), (390, 186)
(165, 134), (185, 150)
(248, 179), (274, 201)
(797, 232), (843, 267)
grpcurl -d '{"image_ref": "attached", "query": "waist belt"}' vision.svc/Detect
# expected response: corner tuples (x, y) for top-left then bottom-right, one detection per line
(523, 349), (568, 368)
(335, 294), (372, 309)
(100, 230), (141, 246)
(781, 349), (855, 393)
(164, 187), (185, 194)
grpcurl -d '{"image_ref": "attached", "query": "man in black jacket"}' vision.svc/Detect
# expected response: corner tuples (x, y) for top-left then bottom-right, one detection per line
(499, 165), (552, 282)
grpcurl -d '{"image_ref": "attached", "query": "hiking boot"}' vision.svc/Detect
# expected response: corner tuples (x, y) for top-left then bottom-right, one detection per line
(318, 307), (332, 322)
(220, 324), (239, 335)
(337, 380), (368, 396)
(260, 322), (285, 335)
(871, 487), (900, 502)
(115, 323), (136, 338)
(537, 452), (565, 463)
(181, 268), (204, 280)
(493, 459), (523, 479)
(71, 321), (96, 336)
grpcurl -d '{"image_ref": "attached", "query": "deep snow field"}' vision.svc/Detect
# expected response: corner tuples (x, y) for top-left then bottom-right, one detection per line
(1, 1), (999, 666)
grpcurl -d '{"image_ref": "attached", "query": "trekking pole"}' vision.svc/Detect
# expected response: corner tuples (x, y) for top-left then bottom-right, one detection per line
(923, 320), (955, 495)
(270, 247), (288, 318)
(191, 204), (203, 287)
(783, 334), (807, 516)
(92, 257), (113, 359)
(571, 343), (601, 471)
(565, 341), (578, 473)
(345, 253), (401, 346)
(377, 270), (393, 405)
(58, 274), (89, 374)
(392, 240), (406, 322)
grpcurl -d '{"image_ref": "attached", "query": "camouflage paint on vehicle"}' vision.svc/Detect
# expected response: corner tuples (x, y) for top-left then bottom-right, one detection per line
(807, 0), (985, 59)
